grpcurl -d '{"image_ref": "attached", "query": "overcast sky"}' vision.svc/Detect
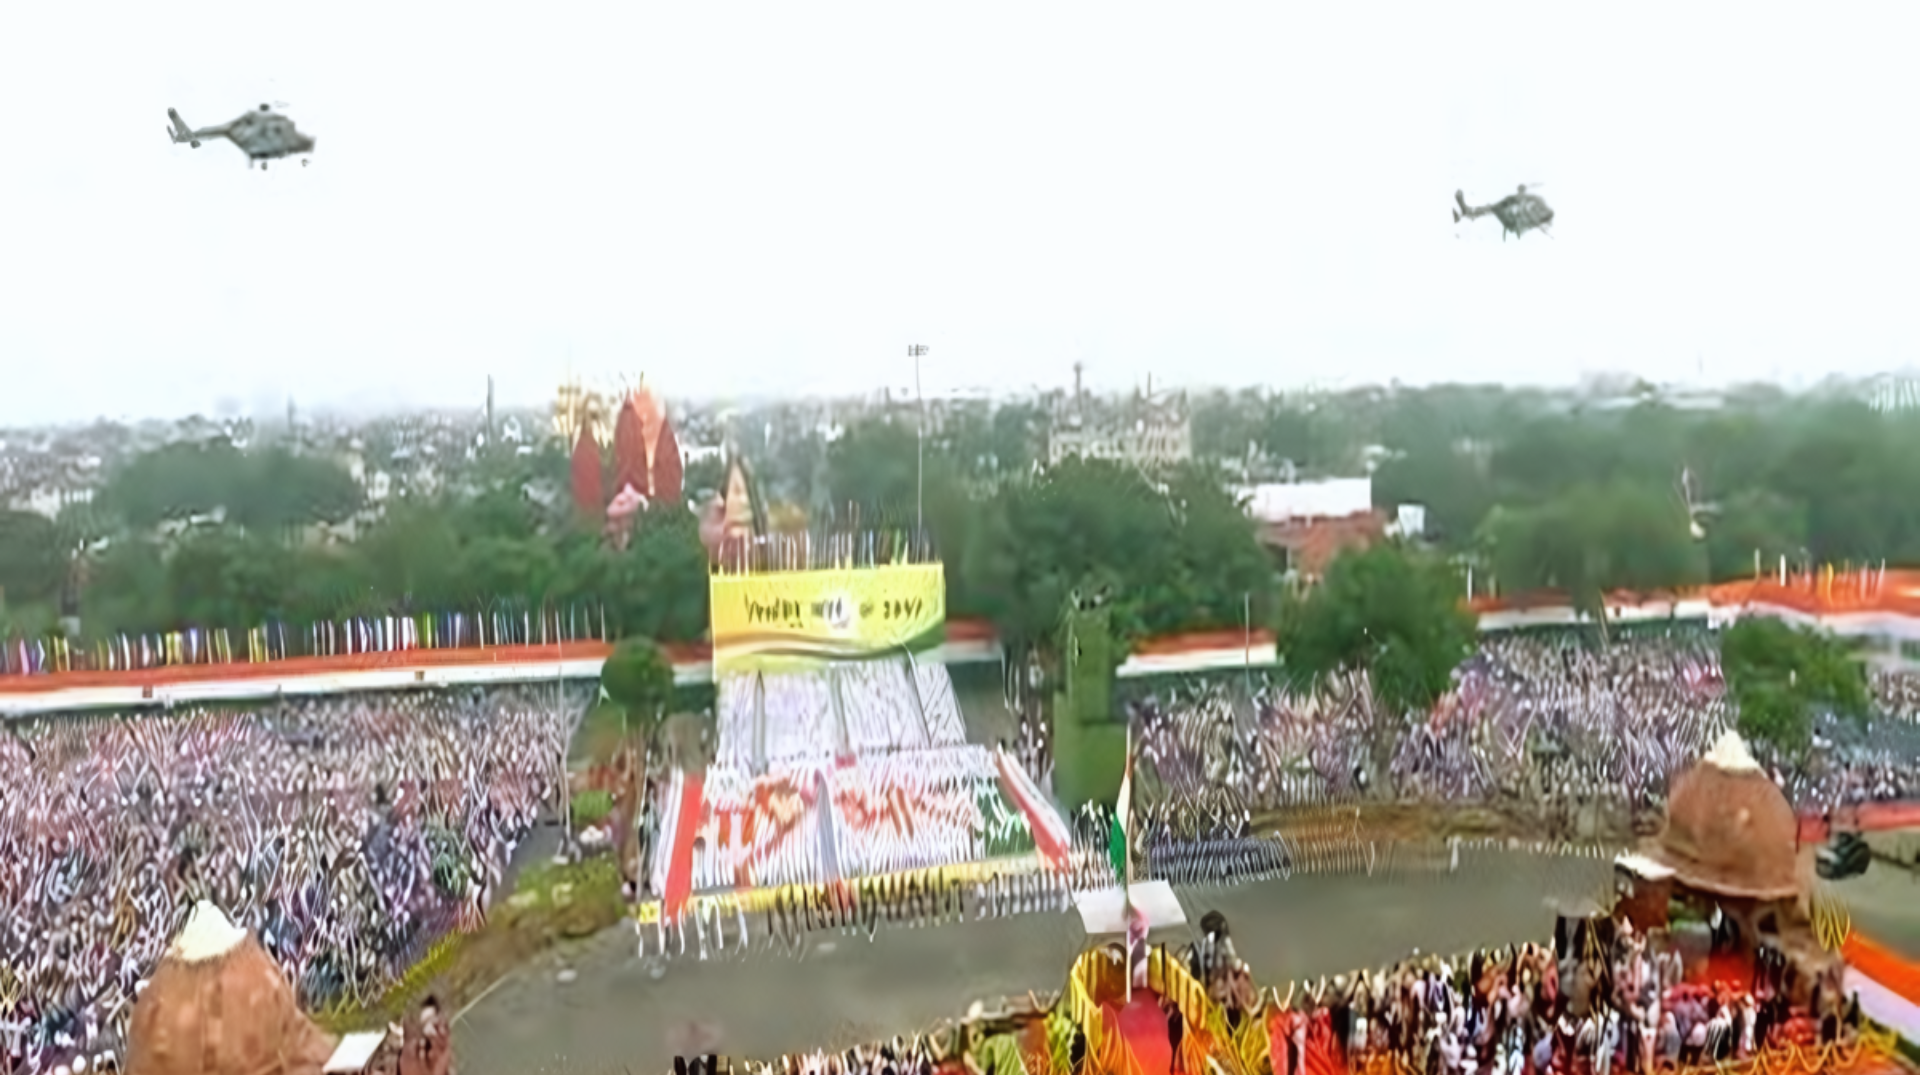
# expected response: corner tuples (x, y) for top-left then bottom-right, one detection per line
(4, 3), (1917, 426)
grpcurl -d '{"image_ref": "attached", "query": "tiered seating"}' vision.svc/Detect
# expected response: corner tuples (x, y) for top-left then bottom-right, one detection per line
(825, 746), (1000, 878)
(761, 672), (838, 763)
(714, 672), (760, 769)
(836, 658), (924, 753)
(695, 763), (832, 891)
(909, 659), (967, 746)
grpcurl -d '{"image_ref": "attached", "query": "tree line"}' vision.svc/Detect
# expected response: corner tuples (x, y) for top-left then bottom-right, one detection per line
(1, 383), (1913, 731)
(1193, 381), (1920, 610)
(0, 437), (711, 647)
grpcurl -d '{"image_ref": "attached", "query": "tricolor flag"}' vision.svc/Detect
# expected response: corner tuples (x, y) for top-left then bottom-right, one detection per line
(993, 748), (1072, 871)
(1110, 724), (1134, 886)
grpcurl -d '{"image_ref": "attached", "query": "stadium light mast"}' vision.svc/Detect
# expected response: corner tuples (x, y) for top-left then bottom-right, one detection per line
(910, 345), (930, 538)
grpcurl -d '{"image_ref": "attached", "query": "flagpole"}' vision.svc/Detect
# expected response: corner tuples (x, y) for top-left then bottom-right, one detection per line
(1123, 721), (1132, 890)
(1122, 719), (1133, 1004)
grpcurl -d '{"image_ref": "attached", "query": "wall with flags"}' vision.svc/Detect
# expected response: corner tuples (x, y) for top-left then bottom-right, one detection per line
(7, 568), (1920, 715)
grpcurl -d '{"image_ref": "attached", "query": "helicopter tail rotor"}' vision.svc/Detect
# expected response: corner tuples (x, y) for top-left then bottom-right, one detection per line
(166, 108), (199, 148)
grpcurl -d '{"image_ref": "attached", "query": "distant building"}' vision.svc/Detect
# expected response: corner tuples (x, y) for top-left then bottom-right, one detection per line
(1866, 372), (1920, 414)
(8, 484), (92, 519)
(1047, 376), (1193, 469)
(1239, 476), (1383, 580)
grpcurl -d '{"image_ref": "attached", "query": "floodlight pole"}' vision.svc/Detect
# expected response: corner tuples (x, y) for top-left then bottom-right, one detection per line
(910, 345), (929, 538)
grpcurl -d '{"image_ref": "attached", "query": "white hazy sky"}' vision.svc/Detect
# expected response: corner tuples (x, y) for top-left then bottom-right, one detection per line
(4, 3), (1918, 426)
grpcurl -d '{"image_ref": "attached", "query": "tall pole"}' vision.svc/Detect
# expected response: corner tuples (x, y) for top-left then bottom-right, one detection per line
(1243, 591), (1252, 701)
(910, 345), (929, 537)
(559, 630), (570, 841)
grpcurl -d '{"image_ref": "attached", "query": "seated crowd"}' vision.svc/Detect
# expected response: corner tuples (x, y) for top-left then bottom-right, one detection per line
(0, 687), (573, 1074)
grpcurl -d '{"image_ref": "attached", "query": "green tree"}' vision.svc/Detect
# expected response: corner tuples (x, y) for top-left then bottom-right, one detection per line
(97, 440), (248, 530)
(1703, 490), (1807, 582)
(825, 419), (922, 519)
(0, 510), (63, 609)
(228, 448), (363, 534)
(1280, 543), (1477, 718)
(1721, 617), (1870, 757)
(606, 505), (711, 643)
(683, 455), (727, 501)
(351, 500), (465, 610)
(1135, 463), (1273, 636)
(165, 527), (293, 629)
(1484, 481), (1705, 627)
(988, 402), (1045, 477)
(600, 636), (675, 742)
(966, 457), (1272, 653)
(81, 539), (171, 638)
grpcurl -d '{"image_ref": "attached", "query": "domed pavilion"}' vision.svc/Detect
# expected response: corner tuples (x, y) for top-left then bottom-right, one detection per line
(1613, 730), (1838, 1003)
(126, 901), (340, 1074)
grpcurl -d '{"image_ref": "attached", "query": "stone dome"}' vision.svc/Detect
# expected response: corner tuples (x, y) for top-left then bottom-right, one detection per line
(127, 901), (339, 1075)
(1647, 731), (1803, 900)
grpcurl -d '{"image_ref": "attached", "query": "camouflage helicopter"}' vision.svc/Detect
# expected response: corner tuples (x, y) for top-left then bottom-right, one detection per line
(1453, 185), (1553, 240)
(167, 104), (314, 169)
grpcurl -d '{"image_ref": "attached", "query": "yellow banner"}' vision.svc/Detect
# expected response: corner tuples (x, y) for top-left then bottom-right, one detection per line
(709, 563), (945, 671)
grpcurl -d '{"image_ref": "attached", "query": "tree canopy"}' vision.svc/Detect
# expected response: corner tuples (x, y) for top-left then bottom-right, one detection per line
(957, 457), (1272, 653)
(31, 379), (1920, 663)
(60, 436), (711, 643)
(1195, 383), (1920, 587)
(97, 440), (362, 534)
(1280, 544), (1478, 717)
(1720, 616), (1870, 756)
(0, 510), (64, 610)
(600, 637), (675, 739)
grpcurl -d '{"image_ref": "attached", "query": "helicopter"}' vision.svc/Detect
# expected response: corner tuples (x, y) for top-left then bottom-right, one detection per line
(167, 104), (314, 168)
(1677, 465), (1718, 540)
(1453, 185), (1553, 240)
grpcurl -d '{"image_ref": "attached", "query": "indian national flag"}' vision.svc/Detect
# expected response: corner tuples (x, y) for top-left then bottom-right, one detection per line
(1109, 728), (1133, 884)
(994, 748), (1073, 871)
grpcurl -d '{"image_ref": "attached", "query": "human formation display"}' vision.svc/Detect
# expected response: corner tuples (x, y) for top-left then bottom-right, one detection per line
(661, 659), (1023, 896)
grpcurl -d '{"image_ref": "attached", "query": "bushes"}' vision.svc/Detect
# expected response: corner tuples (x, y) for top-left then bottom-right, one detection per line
(570, 789), (614, 826)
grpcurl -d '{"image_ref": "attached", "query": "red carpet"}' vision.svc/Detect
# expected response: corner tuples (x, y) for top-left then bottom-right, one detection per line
(1102, 989), (1173, 1074)
(1845, 932), (1920, 1007)
(663, 770), (705, 921)
(1797, 800), (1920, 842)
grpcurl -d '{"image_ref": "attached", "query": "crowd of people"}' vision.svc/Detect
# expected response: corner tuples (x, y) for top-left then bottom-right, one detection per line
(1869, 669), (1920, 722)
(0, 687), (575, 1073)
(1243, 912), (1861, 1075)
(737, 900), (1872, 1075)
(1129, 633), (1920, 839)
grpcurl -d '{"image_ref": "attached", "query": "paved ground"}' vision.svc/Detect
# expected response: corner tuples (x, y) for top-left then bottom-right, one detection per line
(1833, 833), (1920, 958)
(452, 842), (1920, 1074)
(453, 849), (1610, 1072)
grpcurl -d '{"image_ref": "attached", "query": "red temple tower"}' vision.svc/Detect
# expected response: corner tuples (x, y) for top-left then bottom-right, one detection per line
(652, 419), (684, 507)
(570, 422), (604, 522)
(611, 397), (649, 501)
